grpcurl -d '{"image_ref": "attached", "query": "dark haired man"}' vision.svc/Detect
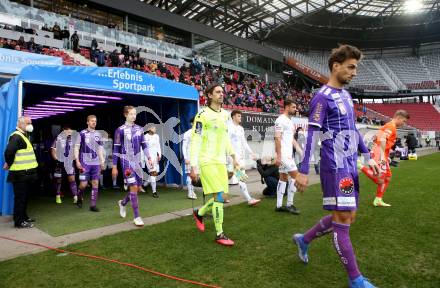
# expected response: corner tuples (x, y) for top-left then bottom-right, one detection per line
(293, 45), (379, 288)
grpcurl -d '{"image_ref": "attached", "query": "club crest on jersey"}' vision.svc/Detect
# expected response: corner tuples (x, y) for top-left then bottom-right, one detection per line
(195, 121), (203, 134)
(337, 102), (347, 115)
(339, 177), (354, 195)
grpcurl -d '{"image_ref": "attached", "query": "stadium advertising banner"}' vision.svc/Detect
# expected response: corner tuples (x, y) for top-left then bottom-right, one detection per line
(286, 57), (328, 84)
(240, 111), (308, 133)
(0, 48), (62, 74)
(18, 65), (198, 100)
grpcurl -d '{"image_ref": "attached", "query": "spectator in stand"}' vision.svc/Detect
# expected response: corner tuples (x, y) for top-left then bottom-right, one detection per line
(52, 22), (61, 40)
(41, 24), (50, 32)
(26, 37), (36, 52)
(61, 26), (70, 49)
(109, 49), (119, 67)
(121, 45), (129, 60)
(96, 49), (106, 67)
(70, 31), (79, 53)
(90, 38), (98, 62)
(17, 36), (25, 48)
(3, 39), (13, 49)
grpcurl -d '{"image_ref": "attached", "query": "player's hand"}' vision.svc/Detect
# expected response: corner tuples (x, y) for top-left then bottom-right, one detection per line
(100, 163), (106, 171)
(190, 167), (199, 183)
(76, 161), (83, 171)
(3, 163), (9, 170)
(295, 173), (308, 193)
(185, 159), (190, 165)
(112, 166), (118, 179)
(275, 156), (281, 167)
(232, 158), (240, 170)
(368, 159), (380, 175)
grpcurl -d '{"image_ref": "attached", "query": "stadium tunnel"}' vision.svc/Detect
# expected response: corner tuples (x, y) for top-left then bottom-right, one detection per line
(0, 65), (199, 216)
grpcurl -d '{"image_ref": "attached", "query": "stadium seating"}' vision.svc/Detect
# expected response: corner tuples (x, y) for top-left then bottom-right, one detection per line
(365, 103), (440, 131)
(281, 47), (440, 92)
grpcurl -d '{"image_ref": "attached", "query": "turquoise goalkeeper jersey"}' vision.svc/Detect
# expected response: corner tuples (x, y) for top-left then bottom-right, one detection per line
(190, 106), (235, 168)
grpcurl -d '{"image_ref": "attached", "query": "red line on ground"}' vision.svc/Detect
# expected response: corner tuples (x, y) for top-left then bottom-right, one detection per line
(0, 235), (221, 288)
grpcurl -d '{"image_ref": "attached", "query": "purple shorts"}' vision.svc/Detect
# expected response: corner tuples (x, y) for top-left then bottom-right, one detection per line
(320, 171), (359, 211)
(79, 164), (101, 181)
(122, 163), (143, 187)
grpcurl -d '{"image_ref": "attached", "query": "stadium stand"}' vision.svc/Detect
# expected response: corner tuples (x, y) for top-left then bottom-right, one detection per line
(365, 103), (440, 131)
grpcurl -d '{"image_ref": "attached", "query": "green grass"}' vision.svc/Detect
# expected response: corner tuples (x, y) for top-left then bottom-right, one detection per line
(1, 153), (439, 288)
(28, 187), (210, 236)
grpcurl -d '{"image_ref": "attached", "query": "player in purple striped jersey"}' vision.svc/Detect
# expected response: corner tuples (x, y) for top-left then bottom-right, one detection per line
(75, 115), (105, 212)
(113, 106), (152, 227)
(292, 45), (379, 288)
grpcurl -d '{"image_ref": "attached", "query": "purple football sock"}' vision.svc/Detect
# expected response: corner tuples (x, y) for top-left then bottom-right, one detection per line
(69, 181), (78, 197)
(121, 193), (130, 206)
(90, 187), (98, 207)
(332, 222), (361, 281)
(129, 192), (140, 218)
(78, 188), (85, 199)
(303, 215), (333, 244)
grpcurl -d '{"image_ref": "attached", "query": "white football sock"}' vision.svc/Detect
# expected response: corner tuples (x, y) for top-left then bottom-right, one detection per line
(150, 176), (157, 193)
(238, 181), (252, 201)
(186, 175), (193, 196)
(287, 178), (296, 207)
(276, 180), (287, 208)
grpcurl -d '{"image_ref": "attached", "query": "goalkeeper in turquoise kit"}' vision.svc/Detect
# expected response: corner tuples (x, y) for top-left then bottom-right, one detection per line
(190, 83), (239, 246)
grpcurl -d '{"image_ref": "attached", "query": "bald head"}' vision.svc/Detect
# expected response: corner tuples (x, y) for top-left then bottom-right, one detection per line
(17, 116), (32, 132)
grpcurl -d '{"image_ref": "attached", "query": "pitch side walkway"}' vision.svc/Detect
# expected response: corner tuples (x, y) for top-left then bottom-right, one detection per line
(1, 148), (437, 261)
(0, 169), (319, 261)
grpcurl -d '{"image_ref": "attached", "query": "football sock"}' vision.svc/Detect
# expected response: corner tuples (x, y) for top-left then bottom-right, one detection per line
(198, 197), (214, 216)
(276, 181), (287, 208)
(238, 181), (252, 201)
(332, 222), (361, 281)
(287, 179), (296, 207)
(212, 201), (224, 236)
(303, 215), (333, 244)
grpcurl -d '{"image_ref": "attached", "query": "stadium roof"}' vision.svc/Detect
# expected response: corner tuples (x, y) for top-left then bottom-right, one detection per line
(141, 0), (440, 39)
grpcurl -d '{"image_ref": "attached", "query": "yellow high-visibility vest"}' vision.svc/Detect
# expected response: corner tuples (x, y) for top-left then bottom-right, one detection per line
(9, 130), (38, 171)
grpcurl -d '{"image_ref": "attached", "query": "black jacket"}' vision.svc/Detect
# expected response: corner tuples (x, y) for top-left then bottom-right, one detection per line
(4, 130), (38, 182)
(256, 159), (279, 183)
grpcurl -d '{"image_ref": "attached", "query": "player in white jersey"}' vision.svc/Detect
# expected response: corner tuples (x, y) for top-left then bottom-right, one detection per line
(182, 117), (197, 199)
(145, 125), (161, 198)
(274, 100), (302, 214)
(228, 110), (261, 206)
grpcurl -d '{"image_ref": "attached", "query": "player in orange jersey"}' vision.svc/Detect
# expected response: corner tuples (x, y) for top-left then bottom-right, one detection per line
(361, 110), (410, 207)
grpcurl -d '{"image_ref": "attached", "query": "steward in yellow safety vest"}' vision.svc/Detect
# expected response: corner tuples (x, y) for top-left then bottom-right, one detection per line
(3, 116), (38, 228)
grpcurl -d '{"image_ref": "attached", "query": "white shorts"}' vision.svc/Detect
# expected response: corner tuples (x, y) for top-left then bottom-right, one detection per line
(147, 160), (160, 173)
(279, 157), (298, 174)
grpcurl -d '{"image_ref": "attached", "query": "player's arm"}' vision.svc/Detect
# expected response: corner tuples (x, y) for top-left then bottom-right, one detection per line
(357, 128), (379, 174)
(141, 135), (152, 166)
(296, 93), (327, 192)
(74, 134), (82, 170)
(156, 135), (162, 159)
(97, 133), (105, 170)
(226, 129), (239, 169)
(292, 138), (302, 156)
(112, 129), (121, 178)
(182, 132), (190, 164)
(274, 124), (282, 167)
(241, 127), (255, 159)
(189, 114), (203, 181)
(50, 140), (57, 161)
